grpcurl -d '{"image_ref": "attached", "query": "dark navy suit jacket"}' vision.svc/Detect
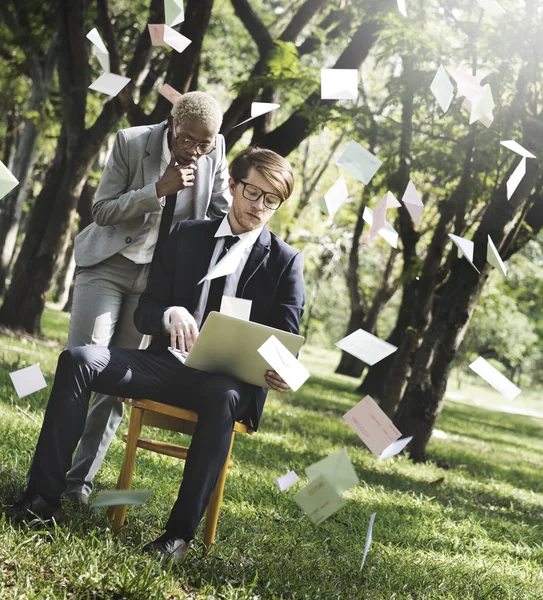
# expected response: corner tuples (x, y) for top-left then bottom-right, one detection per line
(134, 218), (306, 430)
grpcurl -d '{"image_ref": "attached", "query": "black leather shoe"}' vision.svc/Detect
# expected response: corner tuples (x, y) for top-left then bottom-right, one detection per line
(5, 492), (62, 522)
(143, 533), (188, 563)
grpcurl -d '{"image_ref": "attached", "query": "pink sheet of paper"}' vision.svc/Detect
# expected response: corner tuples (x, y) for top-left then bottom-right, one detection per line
(343, 395), (401, 455)
(148, 24), (191, 53)
(159, 83), (182, 104)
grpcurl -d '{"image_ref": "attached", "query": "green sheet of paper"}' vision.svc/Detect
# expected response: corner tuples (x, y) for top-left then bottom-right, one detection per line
(92, 489), (152, 507)
(294, 475), (345, 525)
(305, 448), (360, 495)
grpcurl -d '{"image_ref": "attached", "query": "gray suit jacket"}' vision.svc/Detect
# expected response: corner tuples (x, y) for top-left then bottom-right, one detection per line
(74, 121), (231, 267)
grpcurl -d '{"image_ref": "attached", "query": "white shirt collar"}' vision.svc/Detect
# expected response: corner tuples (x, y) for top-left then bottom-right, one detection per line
(161, 128), (170, 164)
(215, 215), (263, 245)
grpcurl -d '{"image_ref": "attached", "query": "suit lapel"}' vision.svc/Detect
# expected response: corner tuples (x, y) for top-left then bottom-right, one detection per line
(142, 122), (166, 187)
(236, 227), (271, 297)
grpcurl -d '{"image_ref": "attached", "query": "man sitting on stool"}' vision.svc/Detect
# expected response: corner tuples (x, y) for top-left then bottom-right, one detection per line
(7, 147), (305, 563)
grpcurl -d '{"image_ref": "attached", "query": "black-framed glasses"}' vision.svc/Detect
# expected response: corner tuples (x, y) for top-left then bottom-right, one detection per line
(173, 129), (216, 155)
(237, 180), (284, 210)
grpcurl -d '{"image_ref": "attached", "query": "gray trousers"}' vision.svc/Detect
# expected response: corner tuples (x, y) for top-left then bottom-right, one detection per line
(64, 253), (150, 497)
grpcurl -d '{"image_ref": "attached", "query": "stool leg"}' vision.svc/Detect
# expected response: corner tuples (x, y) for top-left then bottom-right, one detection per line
(108, 406), (144, 532)
(203, 431), (235, 549)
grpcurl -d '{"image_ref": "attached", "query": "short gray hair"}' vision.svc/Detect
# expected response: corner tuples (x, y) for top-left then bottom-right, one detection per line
(170, 91), (223, 132)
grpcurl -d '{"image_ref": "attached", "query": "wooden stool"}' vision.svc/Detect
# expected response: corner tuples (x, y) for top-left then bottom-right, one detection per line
(107, 397), (254, 547)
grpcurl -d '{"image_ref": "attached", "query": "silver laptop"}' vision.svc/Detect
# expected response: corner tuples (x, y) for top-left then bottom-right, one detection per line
(183, 311), (305, 388)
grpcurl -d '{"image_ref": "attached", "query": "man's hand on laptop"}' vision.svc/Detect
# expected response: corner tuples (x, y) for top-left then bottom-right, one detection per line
(265, 370), (291, 393)
(169, 307), (199, 353)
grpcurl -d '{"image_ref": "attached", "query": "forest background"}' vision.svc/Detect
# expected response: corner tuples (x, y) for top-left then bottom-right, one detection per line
(0, 0), (542, 462)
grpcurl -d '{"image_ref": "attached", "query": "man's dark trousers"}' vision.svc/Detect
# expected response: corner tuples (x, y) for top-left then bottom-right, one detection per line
(27, 346), (252, 542)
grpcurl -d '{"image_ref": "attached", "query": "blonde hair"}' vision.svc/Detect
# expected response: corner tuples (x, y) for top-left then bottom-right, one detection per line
(229, 147), (294, 201)
(170, 91), (222, 132)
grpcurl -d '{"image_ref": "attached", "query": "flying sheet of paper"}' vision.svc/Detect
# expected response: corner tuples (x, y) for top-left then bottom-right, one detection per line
(92, 489), (153, 507)
(379, 436), (413, 460)
(305, 448), (360, 495)
(336, 140), (382, 185)
(274, 470), (300, 492)
(148, 24), (192, 53)
(159, 83), (182, 104)
(462, 97), (493, 128)
(397, 0), (407, 16)
(500, 140), (536, 159)
(370, 192), (401, 241)
(362, 207), (398, 248)
(401, 180), (424, 227)
(220, 295), (252, 321)
(506, 157), (526, 200)
(320, 69), (359, 101)
(343, 395), (401, 455)
(487, 236), (507, 276)
(469, 357), (521, 400)
(318, 175), (349, 218)
(165, 0), (185, 27)
(430, 65), (454, 113)
(0, 161), (19, 201)
(89, 73), (131, 97)
(294, 475), (346, 525)
(448, 233), (480, 274)
(360, 512), (376, 571)
(9, 364), (47, 399)
(446, 65), (484, 100)
(258, 335), (310, 392)
(86, 28), (110, 73)
(335, 328), (398, 366)
(469, 84), (495, 125)
(476, 0), (506, 16)
(199, 237), (251, 283)
(231, 102), (280, 129)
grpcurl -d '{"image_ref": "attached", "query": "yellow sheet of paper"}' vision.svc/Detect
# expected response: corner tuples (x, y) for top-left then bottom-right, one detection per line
(294, 475), (345, 525)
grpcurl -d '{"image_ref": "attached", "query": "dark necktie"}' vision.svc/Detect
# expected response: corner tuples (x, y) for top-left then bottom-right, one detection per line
(202, 235), (240, 325)
(155, 193), (177, 254)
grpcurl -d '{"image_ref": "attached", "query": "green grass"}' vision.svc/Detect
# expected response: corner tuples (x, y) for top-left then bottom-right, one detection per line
(1, 308), (542, 599)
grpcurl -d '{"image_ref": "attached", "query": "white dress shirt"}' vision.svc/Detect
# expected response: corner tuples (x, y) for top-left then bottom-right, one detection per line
(120, 129), (193, 264)
(163, 215), (263, 334)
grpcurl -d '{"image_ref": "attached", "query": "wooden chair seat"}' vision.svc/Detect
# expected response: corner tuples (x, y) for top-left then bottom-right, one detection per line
(107, 397), (254, 547)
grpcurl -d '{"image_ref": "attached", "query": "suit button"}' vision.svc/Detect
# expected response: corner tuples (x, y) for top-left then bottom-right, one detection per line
(125, 236), (132, 243)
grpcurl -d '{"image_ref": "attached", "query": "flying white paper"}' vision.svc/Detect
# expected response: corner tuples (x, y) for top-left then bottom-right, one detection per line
(469, 84), (495, 125)
(462, 97), (494, 128)
(305, 448), (360, 495)
(362, 207), (399, 248)
(320, 68), (359, 101)
(486, 236), (507, 276)
(343, 395), (401, 455)
(397, 0), (407, 16)
(148, 24), (192, 53)
(430, 65), (454, 113)
(165, 0), (185, 27)
(379, 436), (413, 460)
(336, 140), (382, 185)
(258, 335), (310, 392)
(199, 237), (251, 283)
(159, 83), (182, 104)
(9, 364), (47, 398)
(446, 65), (485, 100)
(86, 28), (110, 72)
(448, 233), (480, 274)
(500, 140), (536, 159)
(476, 0), (506, 16)
(335, 329), (397, 366)
(0, 161), (19, 201)
(274, 470), (300, 492)
(506, 157), (526, 200)
(370, 191), (401, 240)
(220, 295), (252, 321)
(469, 357), (521, 400)
(92, 489), (153, 507)
(231, 102), (280, 129)
(89, 73), (131, 97)
(401, 181), (424, 227)
(360, 512), (376, 571)
(318, 175), (349, 218)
